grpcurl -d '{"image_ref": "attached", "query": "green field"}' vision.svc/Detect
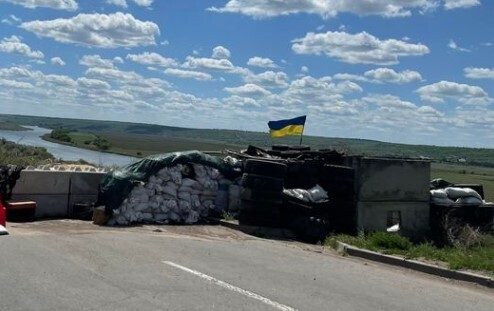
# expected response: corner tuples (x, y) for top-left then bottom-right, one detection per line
(0, 138), (54, 166)
(431, 163), (494, 201)
(0, 122), (31, 131)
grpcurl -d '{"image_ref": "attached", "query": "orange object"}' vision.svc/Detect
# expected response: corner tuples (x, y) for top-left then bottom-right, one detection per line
(0, 199), (6, 227)
(5, 201), (36, 222)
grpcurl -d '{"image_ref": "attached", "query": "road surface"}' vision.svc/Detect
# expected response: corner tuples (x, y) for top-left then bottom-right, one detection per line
(1, 220), (493, 311)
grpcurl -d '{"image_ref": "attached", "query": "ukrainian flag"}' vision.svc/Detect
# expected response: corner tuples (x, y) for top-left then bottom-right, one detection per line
(268, 115), (306, 138)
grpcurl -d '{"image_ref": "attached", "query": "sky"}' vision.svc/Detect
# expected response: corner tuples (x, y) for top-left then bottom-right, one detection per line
(0, 0), (493, 148)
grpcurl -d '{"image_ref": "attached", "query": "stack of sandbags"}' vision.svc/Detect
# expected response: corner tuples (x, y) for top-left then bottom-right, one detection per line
(430, 187), (484, 206)
(108, 163), (226, 225)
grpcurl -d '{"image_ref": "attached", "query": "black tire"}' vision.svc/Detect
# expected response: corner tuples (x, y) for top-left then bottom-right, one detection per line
(279, 150), (302, 159)
(272, 144), (290, 151)
(239, 200), (281, 227)
(244, 159), (287, 178)
(288, 145), (310, 151)
(241, 187), (283, 203)
(241, 173), (284, 192)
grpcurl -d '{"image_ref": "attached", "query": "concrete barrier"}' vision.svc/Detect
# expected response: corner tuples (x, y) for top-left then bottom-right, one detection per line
(12, 171), (106, 218)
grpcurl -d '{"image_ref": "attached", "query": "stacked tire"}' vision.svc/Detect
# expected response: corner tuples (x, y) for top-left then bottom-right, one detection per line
(239, 159), (287, 227)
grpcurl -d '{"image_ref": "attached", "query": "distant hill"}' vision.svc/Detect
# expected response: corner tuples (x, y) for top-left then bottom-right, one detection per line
(1, 113), (494, 167)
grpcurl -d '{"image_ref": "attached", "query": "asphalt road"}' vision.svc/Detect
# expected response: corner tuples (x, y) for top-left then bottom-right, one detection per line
(1, 220), (493, 311)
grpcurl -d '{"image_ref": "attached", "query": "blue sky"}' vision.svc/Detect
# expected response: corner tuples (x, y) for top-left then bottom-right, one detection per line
(0, 0), (493, 147)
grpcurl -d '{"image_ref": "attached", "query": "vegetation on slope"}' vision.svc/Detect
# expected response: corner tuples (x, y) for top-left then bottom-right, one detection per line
(0, 138), (54, 166)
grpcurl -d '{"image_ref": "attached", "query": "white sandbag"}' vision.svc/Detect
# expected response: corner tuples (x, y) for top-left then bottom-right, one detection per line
(455, 196), (483, 206)
(150, 195), (164, 204)
(182, 178), (201, 189)
(134, 202), (149, 212)
(178, 191), (191, 202)
(307, 184), (329, 202)
(206, 167), (221, 180)
(283, 188), (311, 202)
(162, 183), (178, 198)
(445, 187), (482, 200)
(193, 164), (207, 178)
(185, 211), (200, 224)
(178, 186), (202, 195)
(430, 189), (448, 199)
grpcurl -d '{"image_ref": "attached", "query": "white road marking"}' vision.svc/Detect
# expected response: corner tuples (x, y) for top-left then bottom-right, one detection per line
(162, 261), (297, 311)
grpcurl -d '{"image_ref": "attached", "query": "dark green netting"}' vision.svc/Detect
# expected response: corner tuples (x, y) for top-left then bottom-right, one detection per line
(97, 151), (235, 214)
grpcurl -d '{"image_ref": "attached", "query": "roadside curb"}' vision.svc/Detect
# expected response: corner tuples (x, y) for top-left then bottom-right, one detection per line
(336, 241), (494, 289)
(207, 217), (297, 240)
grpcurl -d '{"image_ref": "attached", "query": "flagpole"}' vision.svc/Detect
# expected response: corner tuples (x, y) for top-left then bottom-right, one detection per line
(299, 115), (306, 145)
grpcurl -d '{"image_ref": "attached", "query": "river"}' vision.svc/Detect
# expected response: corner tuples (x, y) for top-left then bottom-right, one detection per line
(0, 126), (136, 167)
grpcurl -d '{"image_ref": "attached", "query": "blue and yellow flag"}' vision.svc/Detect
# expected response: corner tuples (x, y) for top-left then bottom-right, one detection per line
(268, 115), (306, 138)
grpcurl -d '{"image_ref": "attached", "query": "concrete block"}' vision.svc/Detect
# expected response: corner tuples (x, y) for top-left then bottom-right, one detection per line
(11, 194), (69, 218)
(348, 157), (430, 202)
(13, 171), (71, 195)
(357, 201), (430, 240)
(69, 172), (105, 195)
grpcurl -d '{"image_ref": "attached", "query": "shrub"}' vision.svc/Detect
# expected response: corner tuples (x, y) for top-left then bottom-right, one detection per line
(368, 232), (412, 251)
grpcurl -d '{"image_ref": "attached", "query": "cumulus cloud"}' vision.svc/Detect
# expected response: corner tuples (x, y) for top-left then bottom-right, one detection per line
(212, 46), (231, 59)
(20, 12), (160, 48)
(244, 71), (289, 88)
(292, 31), (429, 65)
(77, 77), (111, 90)
(164, 68), (212, 81)
(364, 68), (423, 84)
(464, 67), (494, 80)
(444, 0), (480, 10)
(0, 0), (78, 10)
(208, 0), (440, 19)
(332, 73), (368, 82)
(247, 56), (278, 68)
(79, 55), (116, 69)
(126, 52), (177, 67)
(301, 66), (309, 73)
(182, 56), (249, 75)
(51, 57), (65, 66)
(133, 0), (153, 6)
(224, 83), (271, 97)
(416, 81), (492, 105)
(0, 35), (44, 58)
(448, 39), (471, 52)
(106, 0), (128, 8)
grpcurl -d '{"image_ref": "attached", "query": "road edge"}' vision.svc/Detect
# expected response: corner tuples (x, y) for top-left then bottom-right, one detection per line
(336, 241), (494, 289)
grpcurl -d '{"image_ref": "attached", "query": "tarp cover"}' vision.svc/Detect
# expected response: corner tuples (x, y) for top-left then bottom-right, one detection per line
(97, 151), (235, 213)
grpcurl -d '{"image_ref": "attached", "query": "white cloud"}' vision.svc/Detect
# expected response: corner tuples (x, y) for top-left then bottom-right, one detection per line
(50, 57), (65, 66)
(244, 71), (289, 88)
(332, 73), (368, 82)
(208, 0), (439, 19)
(126, 52), (177, 67)
(21, 12), (160, 48)
(0, 35), (44, 59)
(182, 56), (249, 75)
(164, 68), (212, 81)
(464, 67), (494, 80)
(132, 0), (153, 6)
(77, 77), (111, 90)
(448, 39), (471, 52)
(79, 55), (116, 69)
(301, 66), (309, 73)
(224, 83), (271, 97)
(292, 31), (429, 65)
(0, 0), (78, 10)
(212, 46), (231, 59)
(364, 68), (423, 84)
(444, 0), (480, 10)
(1, 14), (21, 25)
(106, 0), (128, 8)
(0, 78), (33, 89)
(113, 56), (124, 64)
(416, 81), (492, 105)
(247, 56), (278, 68)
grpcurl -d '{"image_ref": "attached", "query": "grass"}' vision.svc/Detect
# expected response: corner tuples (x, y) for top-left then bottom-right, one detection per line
(326, 232), (494, 275)
(0, 122), (31, 131)
(0, 138), (54, 166)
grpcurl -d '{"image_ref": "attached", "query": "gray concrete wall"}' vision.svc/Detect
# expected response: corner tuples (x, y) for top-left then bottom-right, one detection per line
(11, 171), (106, 218)
(357, 201), (430, 239)
(347, 157), (430, 202)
